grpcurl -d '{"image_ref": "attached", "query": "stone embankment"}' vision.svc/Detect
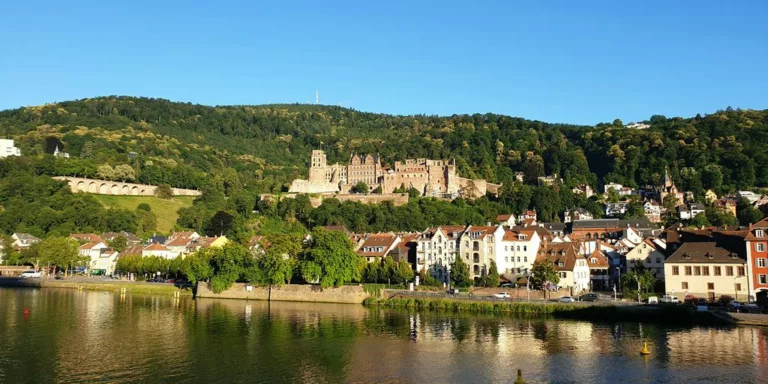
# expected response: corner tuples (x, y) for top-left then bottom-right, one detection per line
(196, 283), (369, 304)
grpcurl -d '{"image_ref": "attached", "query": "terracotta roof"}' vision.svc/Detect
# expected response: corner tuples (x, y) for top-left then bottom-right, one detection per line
(521, 218), (537, 226)
(666, 242), (746, 264)
(172, 231), (195, 238)
(78, 242), (104, 250)
(144, 243), (169, 251)
(497, 214), (514, 221)
(166, 237), (191, 247)
(745, 218), (768, 240)
(194, 237), (217, 248)
(120, 245), (143, 257)
(71, 233), (103, 243)
(536, 243), (580, 271)
(586, 250), (610, 268)
(503, 229), (536, 241)
(357, 234), (399, 257)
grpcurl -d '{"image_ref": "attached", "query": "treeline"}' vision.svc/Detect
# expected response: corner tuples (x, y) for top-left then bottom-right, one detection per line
(3, 96), (767, 197)
(0, 160), (157, 238)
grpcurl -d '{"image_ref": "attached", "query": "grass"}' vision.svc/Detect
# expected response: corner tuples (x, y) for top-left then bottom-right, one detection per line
(363, 297), (726, 326)
(93, 195), (196, 233)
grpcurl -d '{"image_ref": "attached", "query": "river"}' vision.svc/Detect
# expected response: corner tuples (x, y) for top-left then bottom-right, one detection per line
(0, 288), (766, 383)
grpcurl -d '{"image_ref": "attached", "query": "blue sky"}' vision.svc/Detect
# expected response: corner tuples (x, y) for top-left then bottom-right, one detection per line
(1, 0), (766, 125)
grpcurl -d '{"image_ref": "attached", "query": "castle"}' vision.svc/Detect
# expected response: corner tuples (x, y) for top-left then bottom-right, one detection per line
(289, 150), (500, 199)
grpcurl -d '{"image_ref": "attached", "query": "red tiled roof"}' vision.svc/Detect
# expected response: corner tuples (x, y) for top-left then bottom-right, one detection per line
(586, 250), (610, 268)
(357, 234), (399, 257)
(78, 242), (104, 250)
(144, 243), (169, 251)
(166, 237), (191, 247)
(536, 243), (579, 271)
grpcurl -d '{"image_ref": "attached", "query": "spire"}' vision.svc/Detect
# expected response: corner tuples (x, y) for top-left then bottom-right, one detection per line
(664, 167), (672, 188)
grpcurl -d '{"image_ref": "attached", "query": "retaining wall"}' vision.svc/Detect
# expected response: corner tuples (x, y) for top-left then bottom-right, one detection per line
(196, 283), (370, 304)
(53, 176), (201, 197)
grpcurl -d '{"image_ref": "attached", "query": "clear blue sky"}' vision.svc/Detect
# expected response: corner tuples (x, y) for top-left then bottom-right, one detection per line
(1, 1), (766, 125)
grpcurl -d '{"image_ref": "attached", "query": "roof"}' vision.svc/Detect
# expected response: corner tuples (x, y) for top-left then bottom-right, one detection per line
(144, 243), (169, 251)
(463, 226), (497, 239)
(13, 233), (40, 242)
(539, 222), (566, 232)
(666, 242), (746, 264)
(502, 229), (536, 242)
(536, 243), (580, 271)
(586, 250), (610, 268)
(497, 214), (515, 221)
(745, 217), (768, 241)
(119, 245), (143, 257)
(71, 233), (103, 243)
(521, 218), (537, 226)
(572, 218), (654, 230)
(78, 242), (105, 250)
(149, 235), (167, 244)
(357, 234), (399, 257)
(101, 232), (141, 242)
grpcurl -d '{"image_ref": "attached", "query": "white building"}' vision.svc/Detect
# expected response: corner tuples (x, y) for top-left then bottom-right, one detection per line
(604, 183), (624, 194)
(496, 228), (541, 278)
(459, 225), (504, 280)
(418, 225), (465, 281)
(605, 202), (629, 217)
(0, 139), (21, 157)
(11, 233), (40, 249)
(53, 145), (70, 158)
(625, 238), (666, 279)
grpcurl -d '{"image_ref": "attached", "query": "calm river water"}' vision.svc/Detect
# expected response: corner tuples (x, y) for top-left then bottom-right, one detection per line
(1, 288), (767, 383)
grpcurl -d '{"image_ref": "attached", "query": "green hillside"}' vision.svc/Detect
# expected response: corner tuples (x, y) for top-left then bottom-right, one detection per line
(0, 96), (767, 241)
(92, 195), (195, 233)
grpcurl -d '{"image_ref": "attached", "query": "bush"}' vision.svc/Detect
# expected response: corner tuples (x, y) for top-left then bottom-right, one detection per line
(154, 184), (173, 199)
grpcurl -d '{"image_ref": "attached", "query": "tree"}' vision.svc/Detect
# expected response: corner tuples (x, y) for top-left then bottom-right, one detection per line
(33, 236), (84, 273)
(137, 203), (152, 212)
(392, 260), (414, 285)
(257, 234), (301, 287)
(737, 198), (765, 226)
(1, 235), (19, 265)
(621, 262), (656, 294)
(351, 181), (369, 194)
(450, 256), (471, 288)
(114, 164), (136, 181)
(107, 236), (128, 252)
(689, 212), (710, 228)
(154, 184), (174, 199)
(80, 141), (94, 159)
(301, 228), (363, 288)
(531, 259), (559, 289)
(97, 163), (115, 180)
(363, 261), (383, 283)
(485, 260), (500, 288)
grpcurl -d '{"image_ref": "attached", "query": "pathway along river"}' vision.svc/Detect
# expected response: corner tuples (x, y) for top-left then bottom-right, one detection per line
(1, 288), (767, 383)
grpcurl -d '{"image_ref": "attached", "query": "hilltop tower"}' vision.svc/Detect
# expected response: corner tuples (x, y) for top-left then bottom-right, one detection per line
(308, 150), (329, 183)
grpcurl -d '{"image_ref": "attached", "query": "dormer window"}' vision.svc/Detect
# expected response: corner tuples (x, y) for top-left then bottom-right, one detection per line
(557, 262), (564, 267)
(757, 229), (765, 238)
(590, 258), (597, 264)
(519, 235), (527, 240)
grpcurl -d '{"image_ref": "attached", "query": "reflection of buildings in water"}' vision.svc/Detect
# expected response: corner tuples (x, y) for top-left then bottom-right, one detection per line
(666, 327), (761, 367)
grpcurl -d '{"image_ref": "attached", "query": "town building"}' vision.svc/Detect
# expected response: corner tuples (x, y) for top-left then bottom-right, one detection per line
(537, 174), (562, 187)
(11, 233), (40, 249)
(459, 225), (504, 280)
(536, 243), (590, 293)
(289, 149), (499, 199)
(660, 168), (684, 207)
(713, 198), (737, 217)
(356, 233), (401, 263)
(705, 190), (718, 203)
(643, 201), (662, 223)
(0, 139), (21, 157)
(664, 242), (748, 301)
(737, 191), (761, 204)
(604, 183), (624, 194)
(571, 184), (594, 198)
(586, 250), (611, 290)
(70, 233), (104, 244)
(745, 218), (768, 304)
(497, 228), (540, 278)
(680, 203), (705, 221)
(142, 243), (172, 259)
(101, 232), (142, 245)
(570, 218), (657, 243)
(625, 238), (666, 279)
(605, 202), (629, 217)
(564, 208), (593, 223)
(496, 214), (516, 227)
(418, 225), (466, 281)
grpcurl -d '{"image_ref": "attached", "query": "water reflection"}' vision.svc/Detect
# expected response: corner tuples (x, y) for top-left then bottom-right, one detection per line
(1, 288), (767, 383)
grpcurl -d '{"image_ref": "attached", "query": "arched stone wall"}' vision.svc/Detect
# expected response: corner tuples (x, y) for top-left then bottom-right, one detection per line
(52, 176), (201, 197)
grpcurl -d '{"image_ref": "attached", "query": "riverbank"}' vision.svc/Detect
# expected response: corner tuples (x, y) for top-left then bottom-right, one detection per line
(40, 279), (192, 296)
(363, 296), (728, 326)
(196, 282), (368, 303)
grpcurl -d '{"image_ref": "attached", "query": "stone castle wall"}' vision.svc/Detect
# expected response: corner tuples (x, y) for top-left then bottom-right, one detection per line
(53, 176), (201, 197)
(260, 192), (409, 208)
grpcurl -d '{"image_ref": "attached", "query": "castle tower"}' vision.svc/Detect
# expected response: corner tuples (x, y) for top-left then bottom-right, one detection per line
(664, 167), (673, 188)
(308, 150), (329, 183)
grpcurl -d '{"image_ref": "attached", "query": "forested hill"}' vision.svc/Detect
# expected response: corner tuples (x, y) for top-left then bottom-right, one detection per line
(0, 96), (767, 196)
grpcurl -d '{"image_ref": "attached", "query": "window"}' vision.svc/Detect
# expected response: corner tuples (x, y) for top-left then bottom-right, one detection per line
(735, 283), (742, 291)
(757, 229), (765, 238)
(516, 246), (520, 251)
(682, 282), (688, 289)
(505, 257), (508, 262)
(524, 257), (528, 262)
(517, 256), (521, 262)
(672, 266), (679, 275)
(702, 266), (709, 276)
(591, 258), (597, 264)
(685, 266), (692, 276)
(523, 246), (527, 251)
(694, 266), (701, 276)
(759, 275), (768, 285)
(757, 243), (766, 252)
(655, 258), (661, 264)
(707, 283), (715, 290)
(758, 258), (767, 268)
(714, 266), (721, 276)
(726, 266), (734, 276)
(504, 246), (508, 252)
(738, 267), (746, 276)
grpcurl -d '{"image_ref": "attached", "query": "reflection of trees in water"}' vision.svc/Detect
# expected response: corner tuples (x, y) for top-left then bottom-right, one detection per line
(189, 300), (359, 384)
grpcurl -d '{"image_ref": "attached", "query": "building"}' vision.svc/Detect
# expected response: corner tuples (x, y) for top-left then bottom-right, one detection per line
(572, 184), (594, 198)
(586, 250), (611, 290)
(418, 226), (466, 281)
(537, 174), (562, 187)
(570, 218), (657, 243)
(459, 225), (504, 280)
(390, 234), (418, 265)
(289, 149), (499, 199)
(11, 233), (40, 249)
(496, 214), (516, 227)
(356, 234), (401, 263)
(605, 202), (629, 217)
(705, 190), (718, 203)
(738, 191), (761, 204)
(564, 208), (593, 223)
(643, 201), (662, 223)
(53, 145), (70, 158)
(91, 248), (119, 276)
(626, 123), (651, 129)
(664, 242), (748, 301)
(713, 198), (737, 217)
(101, 232), (142, 245)
(536, 243), (590, 293)
(497, 228), (540, 279)
(0, 139), (21, 157)
(625, 238), (666, 279)
(660, 168), (684, 207)
(78, 242), (109, 260)
(142, 243), (172, 259)
(680, 203), (706, 220)
(604, 183), (624, 194)
(520, 210), (537, 223)
(70, 233), (104, 244)
(745, 218), (768, 304)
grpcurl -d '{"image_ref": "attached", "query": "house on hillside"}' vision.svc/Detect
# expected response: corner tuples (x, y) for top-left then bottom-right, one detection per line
(643, 201), (662, 223)
(605, 202), (629, 217)
(357, 234), (401, 263)
(142, 243), (172, 259)
(564, 208), (593, 223)
(498, 228), (540, 278)
(101, 232), (142, 245)
(11, 233), (40, 249)
(70, 233), (104, 244)
(497, 214), (516, 227)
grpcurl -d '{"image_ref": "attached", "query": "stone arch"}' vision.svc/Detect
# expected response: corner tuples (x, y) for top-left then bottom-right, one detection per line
(76, 181), (86, 192)
(140, 189), (148, 196)
(99, 183), (108, 194)
(131, 186), (139, 195)
(88, 182), (97, 193)
(121, 185), (130, 195)
(110, 184), (119, 195)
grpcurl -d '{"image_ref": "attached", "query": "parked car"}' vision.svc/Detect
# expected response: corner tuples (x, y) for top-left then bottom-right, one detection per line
(579, 293), (599, 302)
(660, 295), (679, 304)
(20, 270), (42, 278)
(493, 292), (511, 299)
(559, 296), (576, 303)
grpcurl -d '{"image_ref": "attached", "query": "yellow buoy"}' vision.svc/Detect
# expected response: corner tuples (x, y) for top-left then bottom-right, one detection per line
(514, 369), (526, 384)
(640, 341), (651, 356)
